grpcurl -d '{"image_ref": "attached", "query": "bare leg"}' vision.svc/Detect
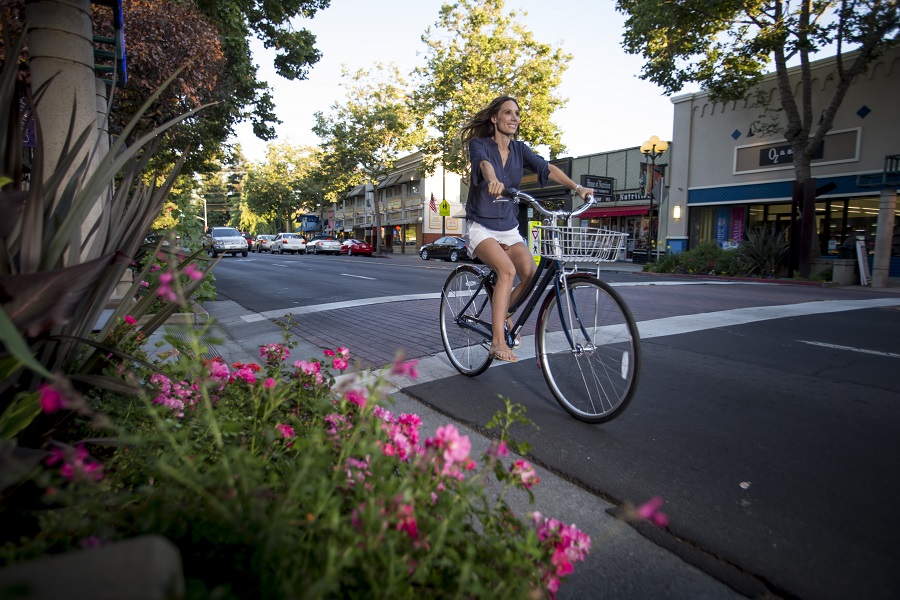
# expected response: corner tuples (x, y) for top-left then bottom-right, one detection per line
(504, 242), (536, 346)
(473, 238), (518, 362)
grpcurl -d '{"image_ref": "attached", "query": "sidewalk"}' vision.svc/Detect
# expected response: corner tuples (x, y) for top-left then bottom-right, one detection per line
(194, 297), (752, 599)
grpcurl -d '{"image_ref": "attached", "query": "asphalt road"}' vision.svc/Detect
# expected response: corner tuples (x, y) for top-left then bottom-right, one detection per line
(211, 251), (900, 599)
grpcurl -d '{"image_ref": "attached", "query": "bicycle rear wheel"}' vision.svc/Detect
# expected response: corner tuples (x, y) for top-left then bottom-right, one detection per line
(536, 274), (640, 423)
(440, 265), (494, 376)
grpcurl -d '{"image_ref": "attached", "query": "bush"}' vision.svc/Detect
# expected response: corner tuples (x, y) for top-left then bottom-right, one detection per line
(2, 329), (602, 598)
(645, 241), (741, 276)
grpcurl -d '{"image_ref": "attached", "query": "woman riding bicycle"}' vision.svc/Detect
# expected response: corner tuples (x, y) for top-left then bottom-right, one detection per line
(461, 95), (593, 363)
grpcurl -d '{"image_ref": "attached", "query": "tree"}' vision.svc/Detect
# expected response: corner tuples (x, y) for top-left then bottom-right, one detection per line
(241, 143), (321, 234)
(412, 0), (573, 177)
(313, 64), (423, 254)
(615, 0), (900, 277)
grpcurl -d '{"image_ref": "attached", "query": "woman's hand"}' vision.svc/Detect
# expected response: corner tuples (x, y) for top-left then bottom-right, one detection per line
(487, 180), (505, 198)
(577, 186), (595, 200)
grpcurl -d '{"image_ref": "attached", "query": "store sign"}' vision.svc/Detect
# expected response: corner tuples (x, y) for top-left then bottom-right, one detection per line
(759, 142), (824, 166)
(735, 128), (858, 174)
(582, 175), (615, 201)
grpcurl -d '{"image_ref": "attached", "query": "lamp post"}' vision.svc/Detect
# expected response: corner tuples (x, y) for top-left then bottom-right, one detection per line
(640, 135), (668, 262)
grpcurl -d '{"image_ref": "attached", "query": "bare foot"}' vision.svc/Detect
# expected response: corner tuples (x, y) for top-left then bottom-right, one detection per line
(490, 344), (518, 363)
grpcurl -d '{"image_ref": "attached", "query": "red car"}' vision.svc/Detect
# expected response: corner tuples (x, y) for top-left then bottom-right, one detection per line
(340, 238), (373, 256)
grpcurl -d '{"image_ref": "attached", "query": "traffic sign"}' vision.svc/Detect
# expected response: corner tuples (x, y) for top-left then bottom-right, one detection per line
(439, 200), (451, 217)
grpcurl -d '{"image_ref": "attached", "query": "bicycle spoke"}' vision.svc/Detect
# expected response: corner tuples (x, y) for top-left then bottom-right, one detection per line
(537, 276), (640, 423)
(440, 266), (494, 376)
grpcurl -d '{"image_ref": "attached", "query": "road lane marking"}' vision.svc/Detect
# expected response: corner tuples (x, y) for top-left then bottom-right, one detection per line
(343, 274), (376, 280)
(797, 340), (900, 359)
(242, 293), (441, 322)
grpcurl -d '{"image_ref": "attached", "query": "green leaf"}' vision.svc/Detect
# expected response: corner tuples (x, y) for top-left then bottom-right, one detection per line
(0, 304), (52, 380)
(0, 390), (42, 439)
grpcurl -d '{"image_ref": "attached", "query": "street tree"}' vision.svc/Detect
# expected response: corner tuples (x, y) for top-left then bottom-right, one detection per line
(241, 143), (322, 234)
(615, 0), (900, 277)
(313, 63), (423, 254)
(412, 0), (572, 177)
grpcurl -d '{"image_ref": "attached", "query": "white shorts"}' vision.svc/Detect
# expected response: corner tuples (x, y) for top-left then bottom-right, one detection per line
(465, 221), (527, 259)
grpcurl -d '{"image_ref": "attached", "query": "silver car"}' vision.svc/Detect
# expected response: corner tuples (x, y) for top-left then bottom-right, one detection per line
(308, 235), (342, 255)
(206, 226), (248, 257)
(272, 233), (307, 255)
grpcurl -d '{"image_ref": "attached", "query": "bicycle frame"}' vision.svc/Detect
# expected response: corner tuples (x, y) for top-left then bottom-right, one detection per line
(449, 254), (568, 350)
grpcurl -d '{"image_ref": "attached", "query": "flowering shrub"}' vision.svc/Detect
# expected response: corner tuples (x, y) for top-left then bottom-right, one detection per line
(1, 329), (648, 598)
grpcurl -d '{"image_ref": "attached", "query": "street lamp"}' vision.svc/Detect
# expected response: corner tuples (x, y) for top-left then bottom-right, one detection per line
(640, 135), (668, 261)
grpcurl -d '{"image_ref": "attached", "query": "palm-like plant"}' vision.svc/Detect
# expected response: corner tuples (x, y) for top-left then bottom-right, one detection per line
(0, 27), (214, 450)
(736, 226), (790, 277)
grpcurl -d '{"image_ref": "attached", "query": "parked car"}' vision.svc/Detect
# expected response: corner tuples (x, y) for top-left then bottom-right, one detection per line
(340, 238), (373, 256)
(271, 233), (307, 254)
(419, 236), (471, 262)
(254, 234), (276, 253)
(308, 235), (343, 255)
(205, 226), (248, 257)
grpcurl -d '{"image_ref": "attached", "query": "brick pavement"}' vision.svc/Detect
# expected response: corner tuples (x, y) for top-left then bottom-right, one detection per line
(284, 295), (541, 371)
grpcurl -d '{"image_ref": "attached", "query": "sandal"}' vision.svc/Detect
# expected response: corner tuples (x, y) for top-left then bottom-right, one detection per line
(490, 344), (518, 363)
(506, 317), (521, 348)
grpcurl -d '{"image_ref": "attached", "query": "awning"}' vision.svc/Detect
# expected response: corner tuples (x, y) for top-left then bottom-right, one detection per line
(347, 184), (365, 197)
(398, 170), (420, 182)
(377, 174), (402, 189)
(580, 206), (649, 218)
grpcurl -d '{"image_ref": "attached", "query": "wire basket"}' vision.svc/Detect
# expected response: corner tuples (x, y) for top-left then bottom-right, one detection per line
(536, 226), (628, 263)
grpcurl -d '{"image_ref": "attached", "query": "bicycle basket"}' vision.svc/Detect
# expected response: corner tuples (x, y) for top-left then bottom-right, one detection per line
(537, 226), (627, 263)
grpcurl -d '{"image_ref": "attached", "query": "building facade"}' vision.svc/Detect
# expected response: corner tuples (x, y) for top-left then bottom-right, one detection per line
(665, 45), (900, 276)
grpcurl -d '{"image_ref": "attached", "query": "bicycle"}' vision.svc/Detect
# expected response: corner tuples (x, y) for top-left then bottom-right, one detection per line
(438, 188), (641, 423)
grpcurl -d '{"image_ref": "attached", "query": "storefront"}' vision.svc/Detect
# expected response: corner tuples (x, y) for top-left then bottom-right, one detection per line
(666, 46), (899, 277)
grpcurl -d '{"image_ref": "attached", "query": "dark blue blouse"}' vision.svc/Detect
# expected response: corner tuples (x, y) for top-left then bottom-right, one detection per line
(466, 137), (550, 231)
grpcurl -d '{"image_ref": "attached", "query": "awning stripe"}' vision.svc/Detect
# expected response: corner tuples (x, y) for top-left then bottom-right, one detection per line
(581, 206), (649, 218)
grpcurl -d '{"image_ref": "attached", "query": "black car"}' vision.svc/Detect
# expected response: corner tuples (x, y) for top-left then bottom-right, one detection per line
(419, 236), (472, 262)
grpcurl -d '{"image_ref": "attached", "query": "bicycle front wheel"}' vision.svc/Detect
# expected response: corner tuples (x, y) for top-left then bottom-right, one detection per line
(440, 265), (494, 376)
(536, 274), (641, 423)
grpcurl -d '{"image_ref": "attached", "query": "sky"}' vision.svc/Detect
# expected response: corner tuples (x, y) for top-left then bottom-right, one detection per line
(229, 0), (686, 164)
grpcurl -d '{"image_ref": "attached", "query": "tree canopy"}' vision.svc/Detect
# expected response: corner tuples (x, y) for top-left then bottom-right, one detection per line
(412, 0), (572, 176)
(241, 142), (321, 234)
(313, 64), (422, 253)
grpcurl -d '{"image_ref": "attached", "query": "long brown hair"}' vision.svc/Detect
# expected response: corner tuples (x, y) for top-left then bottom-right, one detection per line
(460, 95), (519, 147)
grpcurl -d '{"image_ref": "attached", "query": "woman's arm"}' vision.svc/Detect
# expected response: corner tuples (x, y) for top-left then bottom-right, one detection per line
(480, 160), (506, 198)
(548, 164), (593, 200)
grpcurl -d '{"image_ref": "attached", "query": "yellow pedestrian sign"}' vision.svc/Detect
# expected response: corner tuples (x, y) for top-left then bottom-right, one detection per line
(439, 200), (451, 217)
(529, 221), (541, 265)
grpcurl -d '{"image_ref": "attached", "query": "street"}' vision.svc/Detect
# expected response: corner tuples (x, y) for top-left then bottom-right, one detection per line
(209, 251), (900, 599)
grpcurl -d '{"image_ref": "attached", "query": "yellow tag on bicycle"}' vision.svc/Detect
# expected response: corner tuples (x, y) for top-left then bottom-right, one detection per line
(529, 221), (541, 265)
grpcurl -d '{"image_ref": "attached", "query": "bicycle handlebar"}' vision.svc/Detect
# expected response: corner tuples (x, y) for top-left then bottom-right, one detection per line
(498, 187), (598, 220)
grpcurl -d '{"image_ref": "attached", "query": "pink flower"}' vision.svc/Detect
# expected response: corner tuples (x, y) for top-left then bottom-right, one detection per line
(636, 496), (669, 528)
(45, 444), (104, 482)
(183, 264), (203, 281)
(435, 424), (470, 464)
(390, 357), (419, 379)
(336, 347), (350, 357)
(332, 357), (348, 371)
(39, 384), (67, 414)
(510, 459), (540, 490)
(260, 343), (290, 364)
(276, 423), (295, 439)
(488, 440), (509, 458)
(345, 389), (367, 409)
(264, 377), (276, 389)
(323, 348), (335, 357)
(156, 271), (177, 302)
(293, 360), (324, 386)
(123, 315), (137, 325)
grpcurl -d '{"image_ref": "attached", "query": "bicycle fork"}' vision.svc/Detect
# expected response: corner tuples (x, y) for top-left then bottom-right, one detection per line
(554, 273), (597, 356)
